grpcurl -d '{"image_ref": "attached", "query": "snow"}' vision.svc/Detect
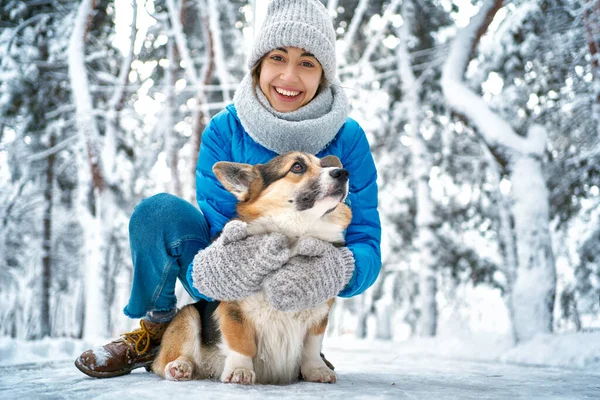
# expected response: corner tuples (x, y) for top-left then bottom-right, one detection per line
(0, 337), (94, 367)
(499, 332), (600, 369)
(0, 335), (599, 399)
(89, 347), (111, 368)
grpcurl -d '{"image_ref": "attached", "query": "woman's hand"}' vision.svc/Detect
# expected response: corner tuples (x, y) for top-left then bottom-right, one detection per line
(263, 237), (355, 312)
(192, 220), (291, 301)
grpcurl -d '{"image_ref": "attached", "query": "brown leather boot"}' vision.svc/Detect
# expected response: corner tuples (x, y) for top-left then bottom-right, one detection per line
(75, 319), (168, 378)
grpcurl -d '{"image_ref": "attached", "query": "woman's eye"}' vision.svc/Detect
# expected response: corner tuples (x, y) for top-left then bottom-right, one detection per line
(270, 55), (284, 62)
(290, 163), (305, 173)
(301, 61), (315, 68)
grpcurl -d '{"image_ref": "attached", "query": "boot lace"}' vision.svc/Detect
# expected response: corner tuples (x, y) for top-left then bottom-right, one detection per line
(121, 320), (154, 355)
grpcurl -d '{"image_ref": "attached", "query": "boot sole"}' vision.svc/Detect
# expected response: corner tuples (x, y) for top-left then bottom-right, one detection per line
(74, 358), (151, 379)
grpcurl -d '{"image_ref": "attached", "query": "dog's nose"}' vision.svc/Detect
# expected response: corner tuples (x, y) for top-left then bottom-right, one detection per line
(329, 168), (349, 181)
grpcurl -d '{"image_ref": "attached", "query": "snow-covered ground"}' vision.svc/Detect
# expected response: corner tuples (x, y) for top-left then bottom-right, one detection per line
(1, 333), (599, 399)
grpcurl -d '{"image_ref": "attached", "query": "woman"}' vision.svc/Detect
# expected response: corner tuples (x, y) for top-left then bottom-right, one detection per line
(75, 0), (381, 378)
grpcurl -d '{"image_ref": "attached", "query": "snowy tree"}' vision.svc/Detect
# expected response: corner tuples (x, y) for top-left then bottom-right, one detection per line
(442, 0), (558, 343)
(0, 0), (81, 339)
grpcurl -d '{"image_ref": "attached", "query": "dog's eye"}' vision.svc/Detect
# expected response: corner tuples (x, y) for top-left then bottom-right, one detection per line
(290, 162), (305, 173)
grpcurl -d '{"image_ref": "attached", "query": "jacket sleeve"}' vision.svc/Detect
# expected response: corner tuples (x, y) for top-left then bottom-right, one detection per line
(338, 122), (382, 297)
(195, 113), (237, 238)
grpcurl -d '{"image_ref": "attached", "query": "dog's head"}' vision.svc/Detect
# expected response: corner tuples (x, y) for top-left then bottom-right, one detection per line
(213, 152), (351, 238)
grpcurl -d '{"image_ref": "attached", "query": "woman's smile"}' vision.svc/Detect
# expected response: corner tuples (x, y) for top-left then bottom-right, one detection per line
(272, 86), (303, 103)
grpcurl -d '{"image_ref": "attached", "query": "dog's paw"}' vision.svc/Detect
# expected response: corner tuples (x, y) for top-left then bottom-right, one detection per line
(165, 359), (194, 381)
(301, 366), (337, 383)
(221, 367), (256, 385)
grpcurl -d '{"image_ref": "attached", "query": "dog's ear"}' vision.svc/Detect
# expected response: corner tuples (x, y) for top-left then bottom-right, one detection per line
(213, 162), (258, 201)
(320, 155), (343, 168)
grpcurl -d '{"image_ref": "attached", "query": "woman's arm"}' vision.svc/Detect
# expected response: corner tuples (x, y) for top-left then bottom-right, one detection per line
(338, 121), (382, 297)
(195, 112), (237, 238)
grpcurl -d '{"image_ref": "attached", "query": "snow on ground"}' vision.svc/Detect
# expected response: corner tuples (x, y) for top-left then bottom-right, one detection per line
(0, 333), (599, 399)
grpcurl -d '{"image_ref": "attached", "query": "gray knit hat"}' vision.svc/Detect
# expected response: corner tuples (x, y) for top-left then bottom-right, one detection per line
(248, 0), (337, 83)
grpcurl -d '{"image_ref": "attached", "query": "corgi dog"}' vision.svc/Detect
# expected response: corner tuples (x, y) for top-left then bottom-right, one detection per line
(152, 151), (352, 385)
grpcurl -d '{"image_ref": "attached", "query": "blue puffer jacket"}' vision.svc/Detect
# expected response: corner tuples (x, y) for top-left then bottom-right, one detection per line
(193, 104), (381, 298)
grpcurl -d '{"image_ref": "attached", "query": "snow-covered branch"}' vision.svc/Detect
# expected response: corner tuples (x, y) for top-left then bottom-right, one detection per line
(357, 0), (402, 67)
(327, 0), (339, 20)
(166, 0), (199, 84)
(25, 135), (78, 162)
(207, 0), (231, 102)
(441, 0), (546, 158)
(342, 0), (369, 58)
(5, 14), (46, 54)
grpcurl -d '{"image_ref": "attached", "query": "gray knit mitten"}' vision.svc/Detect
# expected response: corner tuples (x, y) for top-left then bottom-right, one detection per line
(192, 220), (291, 301)
(263, 237), (355, 312)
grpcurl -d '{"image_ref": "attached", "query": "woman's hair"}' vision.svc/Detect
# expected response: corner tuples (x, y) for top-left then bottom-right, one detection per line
(250, 55), (330, 92)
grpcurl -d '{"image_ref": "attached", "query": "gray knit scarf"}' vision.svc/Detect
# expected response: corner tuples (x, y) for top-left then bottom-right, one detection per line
(233, 73), (349, 155)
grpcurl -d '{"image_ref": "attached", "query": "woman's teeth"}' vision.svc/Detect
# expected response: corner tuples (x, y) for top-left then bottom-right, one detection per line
(275, 87), (300, 97)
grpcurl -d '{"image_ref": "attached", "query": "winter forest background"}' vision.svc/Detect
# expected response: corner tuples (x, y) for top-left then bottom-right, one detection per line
(0, 0), (598, 352)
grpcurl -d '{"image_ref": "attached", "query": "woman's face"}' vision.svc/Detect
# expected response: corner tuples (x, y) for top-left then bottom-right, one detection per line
(258, 47), (324, 112)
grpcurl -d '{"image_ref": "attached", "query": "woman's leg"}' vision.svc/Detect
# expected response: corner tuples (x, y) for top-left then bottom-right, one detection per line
(75, 193), (211, 378)
(124, 192), (211, 318)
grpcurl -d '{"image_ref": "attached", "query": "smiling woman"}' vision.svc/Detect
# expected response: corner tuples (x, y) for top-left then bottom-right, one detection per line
(75, 0), (381, 381)
(258, 47), (324, 112)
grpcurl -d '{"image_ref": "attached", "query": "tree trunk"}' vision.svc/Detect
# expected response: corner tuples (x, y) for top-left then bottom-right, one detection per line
(165, 37), (183, 197)
(355, 295), (370, 339)
(41, 130), (55, 338)
(374, 273), (396, 340)
(188, 3), (214, 205)
(398, 0), (438, 337)
(509, 132), (557, 342)
(483, 146), (519, 344)
(584, 0), (600, 133)
(68, 0), (109, 339)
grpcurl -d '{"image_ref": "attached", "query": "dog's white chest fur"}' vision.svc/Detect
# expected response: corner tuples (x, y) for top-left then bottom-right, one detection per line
(246, 211), (345, 253)
(235, 293), (330, 384)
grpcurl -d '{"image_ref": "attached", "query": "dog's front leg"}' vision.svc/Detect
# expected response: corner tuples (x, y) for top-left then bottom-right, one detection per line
(301, 312), (337, 383)
(152, 305), (201, 381)
(221, 350), (255, 384)
(217, 302), (257, 384)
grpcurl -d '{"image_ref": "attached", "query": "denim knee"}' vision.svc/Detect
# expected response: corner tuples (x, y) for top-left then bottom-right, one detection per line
(129, 193), (179, 238)
(129, 192), (211, 251)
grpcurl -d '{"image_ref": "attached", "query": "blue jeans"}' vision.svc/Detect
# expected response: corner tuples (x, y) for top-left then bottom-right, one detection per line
(123, 193), (211, 319)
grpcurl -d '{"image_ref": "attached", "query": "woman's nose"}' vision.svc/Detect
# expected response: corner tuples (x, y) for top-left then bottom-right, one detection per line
(280, 64), (299, 82)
